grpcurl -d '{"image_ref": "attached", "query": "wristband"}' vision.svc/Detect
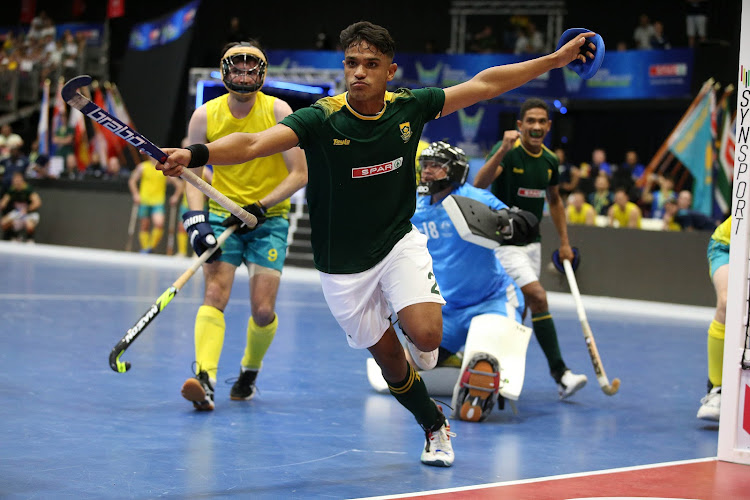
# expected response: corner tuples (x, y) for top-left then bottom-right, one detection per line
(256, 200), (267, 214)
(185, 143), (209, 168)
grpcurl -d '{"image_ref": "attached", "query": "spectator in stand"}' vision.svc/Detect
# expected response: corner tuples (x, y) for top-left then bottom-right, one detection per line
(61, 30), (79, 79)
(673, 190), (720, 231)
(514, 22), (545, 54)
(566, 189), (596, 226)
(633, 14), (656, 49)
(610, 150), (642, 200)
(0, 171), (41, 242)
(0, 124), (23, 158)
(555, 147), (579, 202)
(662, 196), (682, 231)
(686, 0), (709, 47)
(591, 148), (612, 177)
(608, 187), (642, 229)
(588, 173), (614, 216)
(1, 143), (30, 193)
(650, 21), (671, 50)
(644, 173), (675, 219)
(469, 25), (499, 54)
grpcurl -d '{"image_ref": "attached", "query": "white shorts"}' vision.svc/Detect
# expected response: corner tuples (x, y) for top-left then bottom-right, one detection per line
(319, 226), (446, 349)
(686, 15), (707, 38)
(495, 242), (541, 288)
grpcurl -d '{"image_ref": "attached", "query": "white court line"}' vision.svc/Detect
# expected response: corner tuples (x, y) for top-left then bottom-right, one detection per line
(0, 241), (713, 322)
(348, 457), (717, 500)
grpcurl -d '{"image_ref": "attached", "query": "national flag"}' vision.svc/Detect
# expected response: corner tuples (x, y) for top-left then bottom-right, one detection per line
(37, 79), (50, 156)
(712, 90), (734, 219)
(50, 78), (67, 156)
(20, 0), (36, 23)
(69, 108), (90, 171)
(719, 112), (736, 182)
(92, 82), (122, 159)
(668, 88), (714, 217)
(110, 84), (134, 128)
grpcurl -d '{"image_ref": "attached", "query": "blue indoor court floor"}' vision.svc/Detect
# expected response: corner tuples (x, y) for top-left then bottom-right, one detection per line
(0, 241), (743, 499)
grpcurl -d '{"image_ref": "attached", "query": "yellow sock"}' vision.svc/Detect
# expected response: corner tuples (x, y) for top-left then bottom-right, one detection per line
(150, 227), (164, 249)
(195, 305), (225, 381)
(241, 315), (278, 370)
(138, 231), (150, 250)
(177, 232), (188, 256)
(707, 319), (725, 387)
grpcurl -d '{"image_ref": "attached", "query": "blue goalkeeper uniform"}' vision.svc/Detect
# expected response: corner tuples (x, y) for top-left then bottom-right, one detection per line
(412, 183), (525, 354)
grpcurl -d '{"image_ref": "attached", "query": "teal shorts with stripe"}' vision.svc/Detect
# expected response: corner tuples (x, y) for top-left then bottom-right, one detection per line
(707, 239), (729, 278)
(138, 203), (165, 218)
(209, 213), (289, 271)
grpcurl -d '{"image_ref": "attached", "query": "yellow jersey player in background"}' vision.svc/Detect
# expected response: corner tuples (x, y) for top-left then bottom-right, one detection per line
(128, 154), (183, 253)
(698, 215), (731, 421)
(179, 40), (307, 411)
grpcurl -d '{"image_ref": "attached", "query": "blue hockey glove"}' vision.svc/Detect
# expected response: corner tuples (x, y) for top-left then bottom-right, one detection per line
(182, 210), (222, 262)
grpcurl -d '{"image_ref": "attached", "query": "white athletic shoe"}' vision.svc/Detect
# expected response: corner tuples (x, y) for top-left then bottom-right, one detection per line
(557, 370), (588, 399)
(406, 338), (438, 370)
(421, 417), (455, 467)
(697, 386), (721, 422)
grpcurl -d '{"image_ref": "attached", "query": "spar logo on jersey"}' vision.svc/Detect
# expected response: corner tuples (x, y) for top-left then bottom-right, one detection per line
(352, 157), (403, 178)
(517, 187), (545, 198)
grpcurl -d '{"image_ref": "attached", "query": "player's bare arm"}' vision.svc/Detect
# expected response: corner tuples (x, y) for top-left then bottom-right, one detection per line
(547, 184), (573, 261)
(441, 33), (595, 117)
(184, 104), (209, 210)
(158, 124), (299, 178)
(256, 99), (308, 208)
(473, 130), (519, 188)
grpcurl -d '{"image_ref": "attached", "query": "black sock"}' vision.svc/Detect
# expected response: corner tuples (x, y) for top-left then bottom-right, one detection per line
(387, 362), (444, 432)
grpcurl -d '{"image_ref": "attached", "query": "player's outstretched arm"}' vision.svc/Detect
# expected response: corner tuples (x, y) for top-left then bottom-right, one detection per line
(158, 124), (300, 177)
(442, 32), (595, 117)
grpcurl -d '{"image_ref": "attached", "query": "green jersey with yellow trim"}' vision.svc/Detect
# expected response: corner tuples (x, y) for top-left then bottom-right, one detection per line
(281, 87), (445, 274)
(487, 140), (559, 242)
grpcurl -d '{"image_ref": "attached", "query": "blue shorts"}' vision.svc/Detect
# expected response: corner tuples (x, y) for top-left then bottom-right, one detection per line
(209, 213), (289, 271)
(707, 239), (729, 278)
(440, 284), (524, 354)
(138, 203), (165, 218)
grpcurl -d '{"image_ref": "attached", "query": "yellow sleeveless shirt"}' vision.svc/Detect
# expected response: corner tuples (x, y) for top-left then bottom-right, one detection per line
(205, 92), (290, 218)
(138, 160), (167, 205)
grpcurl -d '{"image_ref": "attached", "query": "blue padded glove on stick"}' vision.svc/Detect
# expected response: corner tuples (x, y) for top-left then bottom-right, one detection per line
(556, 28), (605, 80)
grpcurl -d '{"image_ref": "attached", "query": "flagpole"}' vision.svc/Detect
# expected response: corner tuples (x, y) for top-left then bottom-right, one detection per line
(636, 78), (715, 189)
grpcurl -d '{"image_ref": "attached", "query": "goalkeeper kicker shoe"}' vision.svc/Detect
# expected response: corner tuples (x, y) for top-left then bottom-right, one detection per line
(697, 385), (721, 422)
(556, 369), (588, 400)
(182, 370), (215, 411)
(230, 368), (258, 401)
(420, 409), (455, 467)
(455, 353), (501, 422)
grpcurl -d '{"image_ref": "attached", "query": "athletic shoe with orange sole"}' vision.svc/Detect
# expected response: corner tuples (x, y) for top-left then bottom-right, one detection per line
(181, 370), (215, 411)
(455, 353), (500, 422)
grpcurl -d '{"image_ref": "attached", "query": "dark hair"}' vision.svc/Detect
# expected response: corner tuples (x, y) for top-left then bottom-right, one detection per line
(221, 39), (267, 61)
(339, 21), (395, 59)
(519, 98), (549, 120)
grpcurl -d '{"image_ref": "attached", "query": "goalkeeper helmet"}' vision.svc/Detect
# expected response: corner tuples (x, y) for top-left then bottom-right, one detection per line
(417, 141), (470, 195)
(221, 42), (268, 95)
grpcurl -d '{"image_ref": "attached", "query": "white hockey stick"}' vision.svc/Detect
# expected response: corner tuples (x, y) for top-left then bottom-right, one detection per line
(563, 259), (620, 396)
(62, 75), (256, 229)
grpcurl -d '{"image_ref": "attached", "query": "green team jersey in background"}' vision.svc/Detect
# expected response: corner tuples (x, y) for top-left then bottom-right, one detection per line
(281, 87), (445, 273)
(486, 140), (559, 243)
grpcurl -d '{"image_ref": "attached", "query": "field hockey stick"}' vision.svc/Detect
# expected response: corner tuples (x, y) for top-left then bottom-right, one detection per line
(166, 202), (177, 256)
(125, 202), (138, 252)
(109, 225), (236, 372)
(62, 75), (256, 230)
(562, 259), (620, 396)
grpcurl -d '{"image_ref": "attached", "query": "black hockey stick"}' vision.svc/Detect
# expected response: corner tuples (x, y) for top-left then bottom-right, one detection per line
(61, 75), (256, 229)
(109, 225), (236, 372)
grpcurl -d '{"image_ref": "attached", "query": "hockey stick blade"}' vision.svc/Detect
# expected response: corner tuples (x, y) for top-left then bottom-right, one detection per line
(61, 75), (256, 229)
(109, 226), (236, 372)
(562, 259), (620, 396)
